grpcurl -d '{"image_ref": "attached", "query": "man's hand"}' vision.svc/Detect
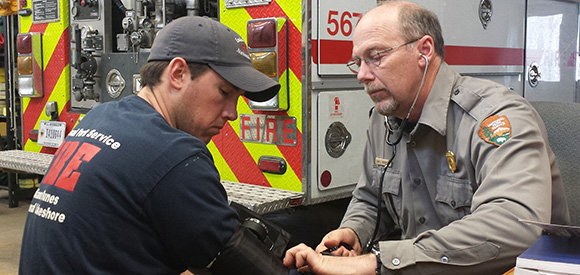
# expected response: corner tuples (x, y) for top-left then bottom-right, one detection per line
(315, 228), (362, 256)
(283, 243), (376, 275)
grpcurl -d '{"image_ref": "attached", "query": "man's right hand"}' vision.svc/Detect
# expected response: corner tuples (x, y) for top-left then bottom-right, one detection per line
(315, 228), (362, 256)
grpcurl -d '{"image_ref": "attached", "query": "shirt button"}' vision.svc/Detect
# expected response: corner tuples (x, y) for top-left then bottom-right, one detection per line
(392, 257), (401, 266)
(441, 256), (449, 263)
(409, 140), (416, 147)
(450, 201), (456, 207)
(454, 89), (460, 95)
(413, 178), (421, 185)
(419, 217), (426, 224)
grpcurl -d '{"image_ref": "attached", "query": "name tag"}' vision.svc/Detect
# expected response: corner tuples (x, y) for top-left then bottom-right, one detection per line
(38, 120), (67, 148)
(375, 157), (390, 166)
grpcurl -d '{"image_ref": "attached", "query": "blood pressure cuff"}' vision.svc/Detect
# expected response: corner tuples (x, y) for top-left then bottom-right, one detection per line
(208, 202), (291, 275)
(209, 224), (289, 275)
(230, 202), (291, 259)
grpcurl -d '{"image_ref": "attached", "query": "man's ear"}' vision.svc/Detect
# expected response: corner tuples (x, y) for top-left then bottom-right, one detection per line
(417, 35), (435, 67)
(417, 35), (435, 59)
(167, 57), (189, 90)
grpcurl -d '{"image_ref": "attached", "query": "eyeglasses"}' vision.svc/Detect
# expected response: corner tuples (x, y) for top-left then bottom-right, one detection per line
(347, 38), (421, 73)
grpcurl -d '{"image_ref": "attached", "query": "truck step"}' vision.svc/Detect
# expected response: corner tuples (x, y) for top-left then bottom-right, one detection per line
(0, 150), (53, 175)
(221, 180), (302, 214)
(0, 150), (302, 213)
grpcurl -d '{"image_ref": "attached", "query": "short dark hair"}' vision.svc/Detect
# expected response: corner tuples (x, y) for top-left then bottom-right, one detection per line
(397, 3), (446, 59)
(139, 61), (210, 88)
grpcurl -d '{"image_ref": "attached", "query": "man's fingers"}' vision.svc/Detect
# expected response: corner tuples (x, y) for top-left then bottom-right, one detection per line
(315, 230), (343, 253)
(315, 243), (328, 253)
(284, 243), (310, 268)
(332, 246), (356, 257)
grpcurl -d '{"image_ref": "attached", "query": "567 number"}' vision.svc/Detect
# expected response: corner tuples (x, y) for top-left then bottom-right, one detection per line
(327, 10), (363, 37)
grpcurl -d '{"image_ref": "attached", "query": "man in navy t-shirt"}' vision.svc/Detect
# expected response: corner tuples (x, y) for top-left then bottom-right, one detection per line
(19, 16), (280, 274)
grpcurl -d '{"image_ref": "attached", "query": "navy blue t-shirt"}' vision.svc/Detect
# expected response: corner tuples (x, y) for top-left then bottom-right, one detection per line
(19, 95), (238, 274)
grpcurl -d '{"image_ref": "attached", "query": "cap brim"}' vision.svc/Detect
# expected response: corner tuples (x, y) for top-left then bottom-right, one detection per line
(209, 64), (280, 102)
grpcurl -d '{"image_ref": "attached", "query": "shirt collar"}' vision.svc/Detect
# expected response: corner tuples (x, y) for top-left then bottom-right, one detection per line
(415, 62), (458, 136)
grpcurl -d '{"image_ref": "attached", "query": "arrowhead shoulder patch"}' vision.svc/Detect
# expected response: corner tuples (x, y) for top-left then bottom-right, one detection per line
(478, 115), (511, 146)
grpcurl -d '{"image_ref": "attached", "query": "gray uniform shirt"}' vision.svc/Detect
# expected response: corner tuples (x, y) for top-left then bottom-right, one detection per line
(341, 62), (570, 274)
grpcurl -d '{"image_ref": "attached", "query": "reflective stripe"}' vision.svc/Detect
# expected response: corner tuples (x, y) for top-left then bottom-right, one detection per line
(215, 0), (304, 192)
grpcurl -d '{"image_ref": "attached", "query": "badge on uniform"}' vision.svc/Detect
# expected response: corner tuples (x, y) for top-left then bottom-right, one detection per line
(446, 151), (456, 173)
(478, 115), (511, 146)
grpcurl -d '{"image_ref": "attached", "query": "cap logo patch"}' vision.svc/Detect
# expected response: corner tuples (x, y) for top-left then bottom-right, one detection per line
(478, 115), (511, 146)
(235, 37), (250, 60)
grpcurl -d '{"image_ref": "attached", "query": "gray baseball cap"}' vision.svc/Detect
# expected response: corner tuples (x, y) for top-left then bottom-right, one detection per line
(147, 16), (280, 102)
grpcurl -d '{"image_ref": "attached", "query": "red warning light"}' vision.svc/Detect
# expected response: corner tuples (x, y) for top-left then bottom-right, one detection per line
(247, 19), (277, 48)
(320, 170), (332, 187)
(17, 33), (32, 54)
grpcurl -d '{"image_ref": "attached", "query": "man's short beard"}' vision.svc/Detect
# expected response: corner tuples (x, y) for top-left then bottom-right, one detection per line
(374, 98), (400, 116)
(366, 84), (399, 116)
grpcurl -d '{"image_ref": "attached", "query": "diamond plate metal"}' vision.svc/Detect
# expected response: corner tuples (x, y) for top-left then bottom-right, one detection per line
(222, 180), (303, 214)
(0, 150), (53, 175)
(0, 150), (303, 213)
(225, 0), (272, 9)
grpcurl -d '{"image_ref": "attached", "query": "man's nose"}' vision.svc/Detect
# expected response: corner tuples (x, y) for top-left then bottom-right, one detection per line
(357, 61), (375, 84)
(224, 98), (238, 121)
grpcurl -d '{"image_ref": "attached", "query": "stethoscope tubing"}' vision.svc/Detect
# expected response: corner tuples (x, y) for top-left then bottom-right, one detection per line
(364, 54), (430, 252)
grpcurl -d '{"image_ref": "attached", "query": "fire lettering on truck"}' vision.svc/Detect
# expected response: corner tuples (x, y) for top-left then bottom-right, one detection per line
(240, 114), (297, 146)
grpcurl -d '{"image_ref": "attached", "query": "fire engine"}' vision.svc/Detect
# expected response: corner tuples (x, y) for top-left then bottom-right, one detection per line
(0, 0), (578, 211)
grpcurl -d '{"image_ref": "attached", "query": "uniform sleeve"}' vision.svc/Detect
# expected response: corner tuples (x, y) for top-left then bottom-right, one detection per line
(143, 152), (238, 269)
(378, 100), (558, 274)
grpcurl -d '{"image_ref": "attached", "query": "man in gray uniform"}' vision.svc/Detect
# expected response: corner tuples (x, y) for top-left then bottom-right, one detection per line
(284, 1), (570, 274)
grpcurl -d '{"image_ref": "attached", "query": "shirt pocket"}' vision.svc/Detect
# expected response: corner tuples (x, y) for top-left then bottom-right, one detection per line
(372, 164), (402, 224)
(435, 175), (473, 223)
(372, 164), (402, 195)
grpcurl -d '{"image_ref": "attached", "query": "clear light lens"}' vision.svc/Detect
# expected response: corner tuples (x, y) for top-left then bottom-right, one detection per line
(18, 76), (34, 96)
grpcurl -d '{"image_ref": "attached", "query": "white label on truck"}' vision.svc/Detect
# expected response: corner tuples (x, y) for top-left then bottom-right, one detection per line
(38, 120), (66, 148)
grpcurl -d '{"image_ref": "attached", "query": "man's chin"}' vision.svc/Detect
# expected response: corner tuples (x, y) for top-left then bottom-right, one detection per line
(375, 101), (398, 116)
(206, 133), (221, 144)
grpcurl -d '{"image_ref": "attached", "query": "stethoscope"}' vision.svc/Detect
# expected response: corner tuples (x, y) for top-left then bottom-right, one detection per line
(364, 54), (430, 253)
